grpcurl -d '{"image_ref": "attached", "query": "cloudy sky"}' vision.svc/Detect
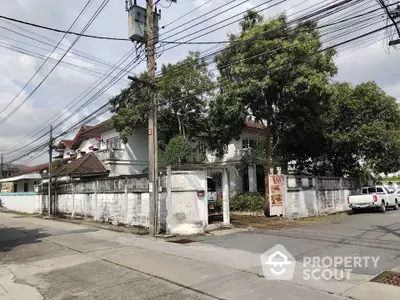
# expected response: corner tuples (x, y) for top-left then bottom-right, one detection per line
(0, 0), (399, 166)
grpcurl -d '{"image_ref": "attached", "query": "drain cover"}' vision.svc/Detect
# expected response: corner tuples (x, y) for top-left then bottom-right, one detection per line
(371, 271), (400, 287)
(168, 239), (196, 244)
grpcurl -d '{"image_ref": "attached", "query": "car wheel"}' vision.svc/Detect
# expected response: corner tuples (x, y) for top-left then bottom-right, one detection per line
(380, 202), (386, 213)
(394, 201), (399, 210)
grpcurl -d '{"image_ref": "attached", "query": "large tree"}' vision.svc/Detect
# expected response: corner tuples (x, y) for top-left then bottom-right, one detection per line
(324, 81), (400, 176)
(207, 11), (337, 206)
(110, 52), (213, 163)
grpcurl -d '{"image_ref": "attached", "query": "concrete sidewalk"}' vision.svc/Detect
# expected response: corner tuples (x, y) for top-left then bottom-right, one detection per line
(0, 212), (399, 300)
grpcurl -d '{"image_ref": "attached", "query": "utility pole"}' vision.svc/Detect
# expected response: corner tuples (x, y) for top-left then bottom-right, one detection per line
(126, 0), (177, 236)
(48, 125), (53, 216)
(147, 0), (158, 237)
(0, 153), (3, 180)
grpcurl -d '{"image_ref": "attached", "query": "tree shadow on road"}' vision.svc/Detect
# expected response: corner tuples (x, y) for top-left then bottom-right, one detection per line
(0, 226), (51, 255)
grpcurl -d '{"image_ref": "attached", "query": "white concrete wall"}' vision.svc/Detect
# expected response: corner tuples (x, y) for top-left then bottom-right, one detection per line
(0, 194), (41, 214)
(77, 138), (100, 158)
(50, 171), (208, 235)
(62, 146), (74, 160)
(57, 192), (150, 227)
(283, 176), (358, 219)
(167, 171), (207, 235)
(98, 128), (149, 176)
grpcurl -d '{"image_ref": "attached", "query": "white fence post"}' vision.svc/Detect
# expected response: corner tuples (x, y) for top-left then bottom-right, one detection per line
(125, 178), (129, 224)
(95, 180), (99, 221)
(71, 182), (75, 219)
(222, 167), (230, 225)
(166, 166), (172, 233)
(203, 169), (208, 227)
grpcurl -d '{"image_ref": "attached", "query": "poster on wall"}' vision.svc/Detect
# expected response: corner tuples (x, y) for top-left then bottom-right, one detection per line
(269, 175), (283, 206)
(1, 182), (13, 193)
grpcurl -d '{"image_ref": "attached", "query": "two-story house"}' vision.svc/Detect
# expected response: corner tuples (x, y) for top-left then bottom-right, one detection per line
(55, 118), (267, 194)
(56, 120), (149, 177)
(203, 120), (267, 195)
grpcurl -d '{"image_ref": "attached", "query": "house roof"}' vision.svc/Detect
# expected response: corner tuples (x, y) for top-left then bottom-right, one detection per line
(56, 139), (73, 149)
(69, 125), (95, 149)
(0, 173), (42, 183)
(54, 152), (108, 178)
(80, 119), (114, 140)
(15, 163), (49, 176)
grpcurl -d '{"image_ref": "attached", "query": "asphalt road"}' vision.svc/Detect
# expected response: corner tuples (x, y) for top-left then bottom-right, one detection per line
(201, 210), (400, 275)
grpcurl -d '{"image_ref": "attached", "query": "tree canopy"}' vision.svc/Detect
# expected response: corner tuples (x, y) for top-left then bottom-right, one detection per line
(311, 81), (400, 176)
(110, 10), (400, 180)
(110, 51), (213, 157)
(207, 11), (337, 175)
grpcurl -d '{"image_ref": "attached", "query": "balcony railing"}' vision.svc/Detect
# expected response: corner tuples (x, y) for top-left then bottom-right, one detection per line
(95, 149), (124, 161)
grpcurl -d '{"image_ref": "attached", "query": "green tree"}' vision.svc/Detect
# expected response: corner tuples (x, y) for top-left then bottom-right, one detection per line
(110, 52), (213, 154)
(161, 135), (191, 165)
(207, 11), (337, 204)
(322, 81), (400, 176)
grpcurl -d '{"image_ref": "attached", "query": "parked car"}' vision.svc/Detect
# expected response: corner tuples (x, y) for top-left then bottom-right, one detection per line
(347, 186), (399, 213)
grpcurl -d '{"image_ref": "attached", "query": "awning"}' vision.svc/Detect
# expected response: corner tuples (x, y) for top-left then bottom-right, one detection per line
(0, 173), (42, 183)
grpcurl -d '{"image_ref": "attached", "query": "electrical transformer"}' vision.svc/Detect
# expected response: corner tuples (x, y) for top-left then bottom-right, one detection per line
(128, 5), (159, 43)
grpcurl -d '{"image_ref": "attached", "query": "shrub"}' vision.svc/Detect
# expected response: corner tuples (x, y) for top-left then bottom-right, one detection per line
(230, 193), (265, 212)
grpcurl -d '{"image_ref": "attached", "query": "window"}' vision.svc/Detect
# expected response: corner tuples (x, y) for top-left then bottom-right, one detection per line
(13, 183), (17, 193)
(24, 182), (29, 192)
(367, 187), (376, 194)
(376, 187), (384, 193)
(242, 138), (259, 150)
(223, 144), (228, 153)
(106, 137), (122, 149)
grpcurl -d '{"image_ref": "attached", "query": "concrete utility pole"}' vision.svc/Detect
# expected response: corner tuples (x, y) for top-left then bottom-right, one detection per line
(48, 125), (53, 216)
(126, 0), (177, 236)
(0, 153), (3, 180)
(147, 0), (158, 237)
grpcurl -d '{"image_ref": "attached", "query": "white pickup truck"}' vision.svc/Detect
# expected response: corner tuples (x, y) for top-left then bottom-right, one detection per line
(348, 186), (399, 213)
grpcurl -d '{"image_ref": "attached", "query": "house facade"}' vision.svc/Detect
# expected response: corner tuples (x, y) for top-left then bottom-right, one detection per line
(0, 163), (48, 193)
(55, 120), (149, 177)
(203, 121), (267, 195)
(54, 118), (268, 194)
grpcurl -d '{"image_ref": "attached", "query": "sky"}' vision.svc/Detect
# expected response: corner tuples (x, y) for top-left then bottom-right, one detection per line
(0, 0), (399, 166)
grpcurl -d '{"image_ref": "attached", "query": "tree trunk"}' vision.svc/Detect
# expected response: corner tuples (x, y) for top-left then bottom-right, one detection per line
(264, 128), (272, 217)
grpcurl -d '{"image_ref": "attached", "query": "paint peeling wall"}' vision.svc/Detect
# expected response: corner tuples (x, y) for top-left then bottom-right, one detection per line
(37, 171), (210, 234)
(282, 176), (360, 219)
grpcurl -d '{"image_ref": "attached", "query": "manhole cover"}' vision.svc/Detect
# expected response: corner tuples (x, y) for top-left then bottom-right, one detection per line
(371, 271), (400, 287)
(168, 239), (196, 244)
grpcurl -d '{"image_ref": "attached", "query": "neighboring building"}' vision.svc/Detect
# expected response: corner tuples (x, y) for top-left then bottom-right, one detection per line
(0, 163), (48, 193)
(0, 163), (25, 179)
(55, 120), (149, 177)
(53, 152), (109, 181)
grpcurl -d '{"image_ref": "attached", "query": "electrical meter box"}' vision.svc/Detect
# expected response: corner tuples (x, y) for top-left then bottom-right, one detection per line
(128, 5), (159, 43)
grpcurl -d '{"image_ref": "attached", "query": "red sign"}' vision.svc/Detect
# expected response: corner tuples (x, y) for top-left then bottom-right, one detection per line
(148, 128), (152, 135)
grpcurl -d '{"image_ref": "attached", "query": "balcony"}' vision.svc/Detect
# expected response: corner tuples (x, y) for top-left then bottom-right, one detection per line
(95, 149), (124, 161)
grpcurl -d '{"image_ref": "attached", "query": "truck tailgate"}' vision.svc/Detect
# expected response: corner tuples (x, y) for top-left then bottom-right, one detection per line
(348, 194), (374, 204)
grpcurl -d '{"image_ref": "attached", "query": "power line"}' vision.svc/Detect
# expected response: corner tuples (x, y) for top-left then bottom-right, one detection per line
(161, 0), (213, 29)
(0, 0), (93, 120)
(0, 0), (109, 125)
(0, 14), (129, 41)
(2, 1), (384, 161)
(3, 48), (144, 159)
